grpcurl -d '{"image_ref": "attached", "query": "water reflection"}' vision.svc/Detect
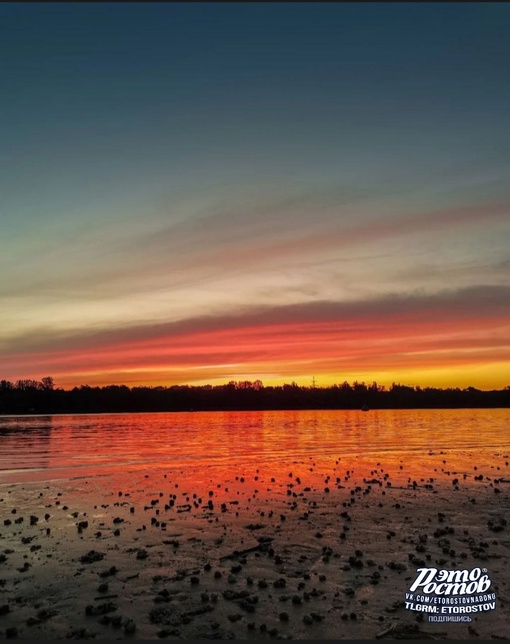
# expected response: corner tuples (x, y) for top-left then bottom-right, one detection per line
(0, 409), (508, 488)
(0, 415), (54, 473)
(0, 414), (54, 434)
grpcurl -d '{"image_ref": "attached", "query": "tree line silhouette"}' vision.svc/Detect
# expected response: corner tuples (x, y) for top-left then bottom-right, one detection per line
(1, 377), (509, 414)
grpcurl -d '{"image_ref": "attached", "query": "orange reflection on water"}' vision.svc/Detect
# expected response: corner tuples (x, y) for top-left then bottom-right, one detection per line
(0, 409), (508, 500)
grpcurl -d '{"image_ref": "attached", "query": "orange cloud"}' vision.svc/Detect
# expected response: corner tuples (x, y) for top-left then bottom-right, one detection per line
(3, 285), (510, 390)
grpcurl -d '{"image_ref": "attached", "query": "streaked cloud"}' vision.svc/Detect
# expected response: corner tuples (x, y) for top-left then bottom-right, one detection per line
(2, 285), (509, 390)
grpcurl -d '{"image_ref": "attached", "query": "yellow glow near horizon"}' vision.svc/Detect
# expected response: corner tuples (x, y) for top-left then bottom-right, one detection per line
(47, 358), (510, 392)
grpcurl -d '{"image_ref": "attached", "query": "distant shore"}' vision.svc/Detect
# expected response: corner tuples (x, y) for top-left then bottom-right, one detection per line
(1, 378), (509, 415)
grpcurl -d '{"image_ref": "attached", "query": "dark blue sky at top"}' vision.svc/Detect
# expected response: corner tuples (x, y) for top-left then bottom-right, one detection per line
(1, 3), (510, 234)
(3, 3), (509, 107)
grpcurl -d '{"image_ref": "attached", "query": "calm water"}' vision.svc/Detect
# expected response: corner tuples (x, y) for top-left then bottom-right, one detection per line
(0, 409), (509, 486)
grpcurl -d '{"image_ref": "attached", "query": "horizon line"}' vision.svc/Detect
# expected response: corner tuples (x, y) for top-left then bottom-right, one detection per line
(3, 377), (509, 394)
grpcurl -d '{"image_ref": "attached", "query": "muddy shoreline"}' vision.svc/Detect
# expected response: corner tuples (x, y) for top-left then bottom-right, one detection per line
(1, 450), (509, 640)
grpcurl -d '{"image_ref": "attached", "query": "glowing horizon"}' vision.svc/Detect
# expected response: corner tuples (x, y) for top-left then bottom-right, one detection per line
(5, 284), (510, 391)
(1, 4), (510, 393)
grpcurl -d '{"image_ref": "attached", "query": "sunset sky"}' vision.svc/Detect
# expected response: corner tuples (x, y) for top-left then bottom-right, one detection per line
(1, 3), (510, 390)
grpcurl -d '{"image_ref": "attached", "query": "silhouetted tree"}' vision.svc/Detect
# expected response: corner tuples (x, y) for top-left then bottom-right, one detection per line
(0, 375), (508, 414)
(41, 376), (54, 391)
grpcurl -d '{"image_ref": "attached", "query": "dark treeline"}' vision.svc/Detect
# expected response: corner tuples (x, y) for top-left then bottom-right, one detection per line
(1, 377), (509, 414)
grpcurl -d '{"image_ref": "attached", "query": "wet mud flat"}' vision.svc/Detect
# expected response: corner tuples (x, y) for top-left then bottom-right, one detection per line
(0, 449), (509, 640)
